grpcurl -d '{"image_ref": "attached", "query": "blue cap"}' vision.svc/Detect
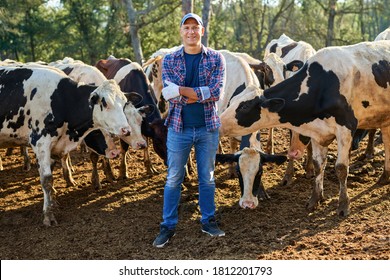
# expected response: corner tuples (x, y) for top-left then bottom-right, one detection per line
(180, 13), (203, 27)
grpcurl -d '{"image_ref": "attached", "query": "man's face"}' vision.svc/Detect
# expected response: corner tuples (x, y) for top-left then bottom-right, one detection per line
(180, 18), (204, 47)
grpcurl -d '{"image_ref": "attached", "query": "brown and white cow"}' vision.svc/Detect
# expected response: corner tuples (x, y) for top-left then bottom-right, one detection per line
(96, 56), (166, 176)
(0, 66), (132, 225)
(220, 40), (390, 217)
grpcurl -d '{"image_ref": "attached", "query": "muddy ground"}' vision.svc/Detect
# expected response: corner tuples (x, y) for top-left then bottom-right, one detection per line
(0, 128), (389, 260)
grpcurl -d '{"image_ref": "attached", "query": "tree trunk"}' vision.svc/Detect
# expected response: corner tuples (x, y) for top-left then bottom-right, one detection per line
(202, 0), (211, 47)
(326, 0), (337, 46)
(123, 0), (144, 63)
(182, 0), (193, 15)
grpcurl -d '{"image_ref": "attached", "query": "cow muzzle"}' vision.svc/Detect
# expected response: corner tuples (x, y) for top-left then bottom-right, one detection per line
(288, 149), (304, 160)
(106, 148), (121, 159)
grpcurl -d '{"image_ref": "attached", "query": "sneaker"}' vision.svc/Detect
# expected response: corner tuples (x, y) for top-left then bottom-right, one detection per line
(152, 226), (175, 248)
(201, 218), (225, 237)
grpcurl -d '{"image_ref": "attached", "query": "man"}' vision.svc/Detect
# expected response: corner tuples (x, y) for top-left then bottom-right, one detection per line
(153, 13), (226, 248)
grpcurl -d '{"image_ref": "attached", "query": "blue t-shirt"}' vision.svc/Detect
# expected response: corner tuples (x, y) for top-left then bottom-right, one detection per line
(182, 52), (206, 128)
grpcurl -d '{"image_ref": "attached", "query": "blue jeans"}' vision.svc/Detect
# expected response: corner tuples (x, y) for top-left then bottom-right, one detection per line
(161, 126), (219, 229)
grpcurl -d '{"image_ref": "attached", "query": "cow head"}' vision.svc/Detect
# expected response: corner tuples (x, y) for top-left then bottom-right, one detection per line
(216, 147), (287, 209)
(89, 79), (132, 137)
(121, 94), (155, 150)
(249, 62), (275, 89)
(219, 85), (285, 137)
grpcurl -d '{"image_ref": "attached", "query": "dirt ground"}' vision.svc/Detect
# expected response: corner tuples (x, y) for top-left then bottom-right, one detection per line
(0, 128), (389, 260)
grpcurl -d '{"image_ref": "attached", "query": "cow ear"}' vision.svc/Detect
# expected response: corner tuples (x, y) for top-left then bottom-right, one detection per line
(124, 91), (143, 106)
(138, 104), (155, 117)
(286, 60), (304, 72)
(215, 153), (240, 164)
(261, 98), (285, 113)
(259, 152), (287, 165)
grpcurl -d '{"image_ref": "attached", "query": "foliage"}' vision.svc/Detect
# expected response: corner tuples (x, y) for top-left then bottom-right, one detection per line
(0, 0), (389, 63)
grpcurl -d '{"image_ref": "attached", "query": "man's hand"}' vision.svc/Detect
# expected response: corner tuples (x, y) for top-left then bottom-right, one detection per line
(162, 80), (180, 100)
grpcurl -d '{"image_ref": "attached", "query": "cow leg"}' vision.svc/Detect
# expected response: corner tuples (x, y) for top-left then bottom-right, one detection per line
(304, 142), (315, 178)
(265, 128), (274, 154)
(364, 129), (377, 159)
(79, 140), (89, 153)
(0, 154), (3, 171)
(281, 159), (294, 186)
(378, 126), (390, 184)
(119, 150), (129, 179)
(20, 146), (31, 171)
(34, 146), (58, 226)
(102, 158), (116, 183)
(61, 153), (77, 187)
(258, 181), (270, 200)
(226, 137), (239, 178)
(67, 153), (75, 173)
(143, 142), (159, 175)
(5, 147), (13, 156)
(335, 135), (352, 217)
(306, 140), (328, 211)
(90, 152), (102, 190)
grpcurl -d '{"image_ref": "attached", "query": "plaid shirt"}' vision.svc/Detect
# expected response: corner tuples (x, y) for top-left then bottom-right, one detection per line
(162, 45), (225, 132)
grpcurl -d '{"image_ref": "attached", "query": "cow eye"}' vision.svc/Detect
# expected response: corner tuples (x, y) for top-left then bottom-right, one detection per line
(238, 103), (249, 111)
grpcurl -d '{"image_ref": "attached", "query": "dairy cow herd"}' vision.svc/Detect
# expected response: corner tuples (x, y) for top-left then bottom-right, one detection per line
(1, 27), (389, 225)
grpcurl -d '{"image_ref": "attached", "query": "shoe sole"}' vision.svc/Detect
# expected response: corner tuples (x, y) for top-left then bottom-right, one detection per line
(201, 229), (225, 237)
(153, 233), (176, 248)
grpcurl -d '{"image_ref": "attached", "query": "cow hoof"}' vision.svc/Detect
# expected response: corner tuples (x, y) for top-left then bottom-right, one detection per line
(305, 169), (315, 179)
(146, 167), (159, 175)
(281, 175), (293, 186)
(305, 197), (319, 211)
(66, 180), (77, 188)
(337, 204), (350, 217)
(23, 163), (31, 172)
(92, 182), (102, 190)
(43, 212), (58, 226)
(377, 172), (390, 185)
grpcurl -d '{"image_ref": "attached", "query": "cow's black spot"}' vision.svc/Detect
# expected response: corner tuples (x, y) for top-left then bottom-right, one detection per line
(84, 130), (108, 155)
(61, 67), (74, 76)
(35, 120), (39, 126)
(26, 109), (30, 115)
(50, 78), (95, 142)
(0, 68), (32, 131)
(30, 88), (37, 100)
(299, 134), (311, 145)
(227, 82), (246, 108)
(263, 62), (357, 133)
(7, 108), (25, 132)
(362, 101), (369, 108)
(281, 42), (298, 58)
(372, 60), (390, 88)
(270, 43), (278, 54)
(101, 97), (107, 108)
(236, 96), (262, 128)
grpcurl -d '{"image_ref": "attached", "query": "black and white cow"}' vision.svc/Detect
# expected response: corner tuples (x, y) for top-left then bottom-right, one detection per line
(0, 66), (132, 225)
(216, 147), (286, 208)
(264, 34), (317, 185)
(220, 40), (390, 217)
(48, 59), (150, 188)
(375, 27), (390, 41)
